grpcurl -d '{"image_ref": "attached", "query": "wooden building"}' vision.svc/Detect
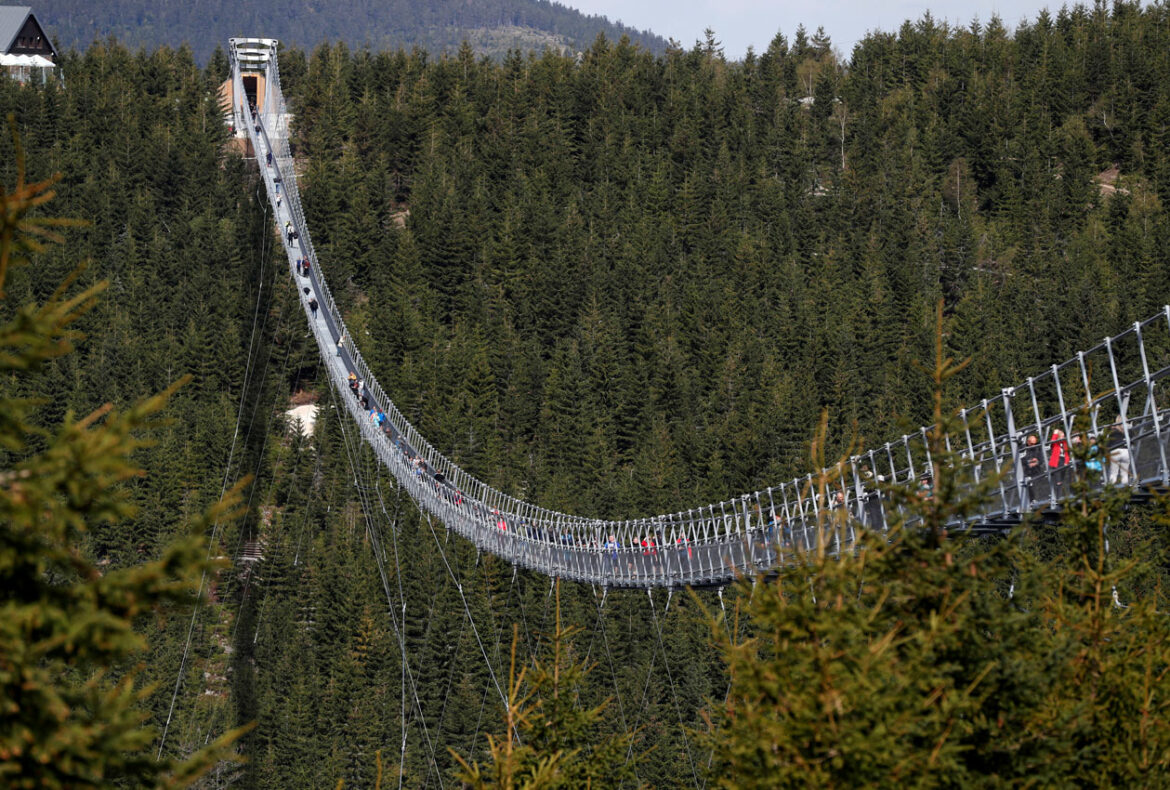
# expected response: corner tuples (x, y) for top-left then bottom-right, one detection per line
(0, 6), (56, 84)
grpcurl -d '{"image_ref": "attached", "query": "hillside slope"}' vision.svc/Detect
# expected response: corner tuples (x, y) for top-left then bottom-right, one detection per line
(36, 0), (669, 61)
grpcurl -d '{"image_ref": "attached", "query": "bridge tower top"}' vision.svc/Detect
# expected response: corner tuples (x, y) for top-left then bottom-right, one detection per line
(221, 38), (279, 139)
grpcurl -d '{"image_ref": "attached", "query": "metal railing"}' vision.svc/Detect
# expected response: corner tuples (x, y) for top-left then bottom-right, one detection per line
(229, 39), (1170, 589)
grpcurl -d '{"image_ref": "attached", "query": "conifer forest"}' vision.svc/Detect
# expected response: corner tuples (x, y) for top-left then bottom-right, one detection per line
(7, 2), (1170, 787)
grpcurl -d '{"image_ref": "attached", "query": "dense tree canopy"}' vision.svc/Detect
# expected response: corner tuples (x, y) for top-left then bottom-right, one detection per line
(36, 0), (668, 63)
(5, 2), (1170, 786)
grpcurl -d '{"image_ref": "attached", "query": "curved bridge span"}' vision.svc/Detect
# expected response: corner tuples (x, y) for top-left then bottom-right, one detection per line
(229, 39), (1170, 589)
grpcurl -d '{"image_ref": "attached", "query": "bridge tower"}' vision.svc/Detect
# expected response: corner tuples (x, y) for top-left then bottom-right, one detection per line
(219, 38), (278, 148)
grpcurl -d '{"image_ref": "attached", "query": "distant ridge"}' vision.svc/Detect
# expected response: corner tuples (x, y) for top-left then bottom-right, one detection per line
(34, 0), (669, 61)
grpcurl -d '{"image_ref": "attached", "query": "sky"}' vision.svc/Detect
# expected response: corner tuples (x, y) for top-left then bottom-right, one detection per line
(564, 0), (1064, 58)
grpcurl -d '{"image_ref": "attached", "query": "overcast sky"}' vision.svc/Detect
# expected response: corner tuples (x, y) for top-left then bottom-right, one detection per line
(564, 0), (1067, 59)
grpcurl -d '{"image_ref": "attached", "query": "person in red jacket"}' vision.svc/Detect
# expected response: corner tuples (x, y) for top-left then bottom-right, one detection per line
(641, 534), (657, 575)
(1048, 428), (1071, 497)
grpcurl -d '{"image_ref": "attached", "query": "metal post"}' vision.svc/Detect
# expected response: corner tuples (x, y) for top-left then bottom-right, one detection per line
(961, 407), (980, 484)
(848, 456), (864, 538)
(778, 483), (794, 557)
(1135, 323), (1169, 486)
(1105, 336), (1134, 485)
(762, 487), (777, 566)
(1001, 387), (1024, 513)
(1078, 350), (1100, 439)
(1052, 363), (1076, 482)
(790, 482), (807, 553)
(920, 428), (933, 483)
(1026, 377), (1056, 507)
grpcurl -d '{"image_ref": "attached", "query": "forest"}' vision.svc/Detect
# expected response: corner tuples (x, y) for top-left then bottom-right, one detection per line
(4, 1), (1170, 787)
(35, 0), (669, 63)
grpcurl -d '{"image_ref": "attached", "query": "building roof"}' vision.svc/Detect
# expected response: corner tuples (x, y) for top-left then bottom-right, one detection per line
(0, 6), (56, 58)
(0, 7), (30, 52)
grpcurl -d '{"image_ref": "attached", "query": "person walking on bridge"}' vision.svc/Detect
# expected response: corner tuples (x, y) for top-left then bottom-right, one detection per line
(1048, 428), (1071, 496)
(604, 534), (619, 576)
(1022, 434), (1044, 507)
(1108, 422), (1132, 485)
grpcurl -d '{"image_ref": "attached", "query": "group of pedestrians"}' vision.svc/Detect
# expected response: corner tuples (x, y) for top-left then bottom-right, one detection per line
(1021, 422), (1133, 507)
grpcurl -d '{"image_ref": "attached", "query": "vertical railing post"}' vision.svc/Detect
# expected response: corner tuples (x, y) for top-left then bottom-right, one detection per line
(1026, 377), (1055, 508)
(1105, 336), (1134, 486)
(1135, 322), (1169, 486)
(883, 443), (902, 525)
(1053, 364), (1074, 448)
(960, 407), (980, 484)
(702, 504), (715, 575)
(684, 509), (696, 582)
(744, 494), (756, 573)
(763, 487), (777, 566)
(794, 480), (806, 552)
(804, 474), (820, 554)
(1078, 350), (1100, 441)
(718, 500), (730, 577)
(778, 483), (793, 559)
(865, 448), (885, 533)
(848, 456), (863, 541)
(920, 427), (933, 483)
(1001, 387), (1024, 512)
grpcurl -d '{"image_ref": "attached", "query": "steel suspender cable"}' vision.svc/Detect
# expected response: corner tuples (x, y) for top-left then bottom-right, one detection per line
(649, 590), (701, 790)
(605, 592), (648, 790)
(698, 584), (756, 790)
(573, 586), (609, 710)
(249, 336), (313, 649)
(290, 455), (319, 567)
(358, 469), (445, 788)
(229, 297), (302, 648)
(373, 481), (414, 790)
(388, 451), (512, 718)
(577, 586), (602, 677)
(497, 565), (546, 708)
(700, 587), (734, 789)
(467, 684), (492, 762)
(330, 386), (445, 788)
(415, 503), (510, 715)
(620, 633), (665, 779)
(158, 194), (273, 758)
(185, 187), (302, 760)
(431, 598), (469, 753)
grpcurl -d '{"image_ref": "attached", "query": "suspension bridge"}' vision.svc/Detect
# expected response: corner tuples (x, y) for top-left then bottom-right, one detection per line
(227, 38), (1170, 590)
